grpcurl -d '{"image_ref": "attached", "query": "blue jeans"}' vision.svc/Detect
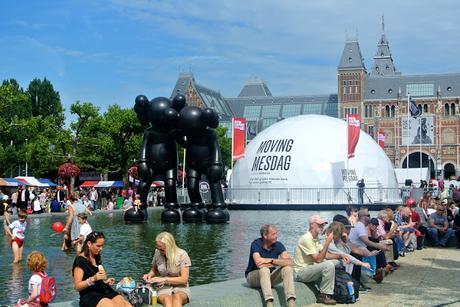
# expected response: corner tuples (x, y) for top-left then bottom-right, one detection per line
(427, 227), (454, 246)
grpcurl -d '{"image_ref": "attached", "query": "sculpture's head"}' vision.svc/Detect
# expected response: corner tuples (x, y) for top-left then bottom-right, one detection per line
(134, 95), (180, 132)
(178, 106), (219, 135)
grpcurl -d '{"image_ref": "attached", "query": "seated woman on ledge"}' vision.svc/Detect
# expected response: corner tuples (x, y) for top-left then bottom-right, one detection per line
(143, 231), (191, 307)
(73, 231), (131, 307)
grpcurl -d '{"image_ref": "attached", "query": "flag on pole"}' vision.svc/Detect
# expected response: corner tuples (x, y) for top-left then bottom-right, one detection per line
(408, 95), (421, 118)
(232, 117), (246, 161)
(347, 114), (361, 159)
(378, 130), (386, 149)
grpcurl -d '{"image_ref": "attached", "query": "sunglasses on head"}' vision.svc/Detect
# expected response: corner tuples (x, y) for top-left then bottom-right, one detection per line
(88, 231), (104, 239)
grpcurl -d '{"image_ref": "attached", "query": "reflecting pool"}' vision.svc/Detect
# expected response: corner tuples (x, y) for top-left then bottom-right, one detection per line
(0, 209), (344, 305)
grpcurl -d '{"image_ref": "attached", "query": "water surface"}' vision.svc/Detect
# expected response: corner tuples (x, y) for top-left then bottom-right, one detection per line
(0, 209), (344, 305)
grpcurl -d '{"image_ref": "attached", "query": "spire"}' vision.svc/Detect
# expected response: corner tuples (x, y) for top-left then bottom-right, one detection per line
(371, 16), (400, 76)
(338, 39), (366, 72)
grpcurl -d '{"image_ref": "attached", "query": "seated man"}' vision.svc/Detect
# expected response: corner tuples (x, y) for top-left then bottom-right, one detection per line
(427, 204), (454, 247)
(349, 208), (391, 284)
(245, 224), (296, 307)
(294, 215), (347, 305)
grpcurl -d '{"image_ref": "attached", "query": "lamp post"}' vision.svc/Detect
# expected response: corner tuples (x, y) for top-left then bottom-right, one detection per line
(25, 138), (28, 177)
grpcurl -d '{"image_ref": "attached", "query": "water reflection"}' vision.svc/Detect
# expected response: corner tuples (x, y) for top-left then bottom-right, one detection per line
(0, 209), (346, 305)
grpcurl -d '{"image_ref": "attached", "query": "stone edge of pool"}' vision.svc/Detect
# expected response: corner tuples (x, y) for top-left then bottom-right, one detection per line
(49, 278), (318, 306)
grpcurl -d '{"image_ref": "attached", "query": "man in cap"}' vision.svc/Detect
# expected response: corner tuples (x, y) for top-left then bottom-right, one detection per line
(293, 215), (346, 305)
(245, 224), (296, 307)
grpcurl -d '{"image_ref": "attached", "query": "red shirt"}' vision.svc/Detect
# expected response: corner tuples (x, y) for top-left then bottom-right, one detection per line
(411, 209), (421, 228)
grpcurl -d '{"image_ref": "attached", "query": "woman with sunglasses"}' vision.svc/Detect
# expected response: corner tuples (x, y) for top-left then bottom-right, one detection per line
(143, 231), (191, 307)
(73, 231), (132, 307)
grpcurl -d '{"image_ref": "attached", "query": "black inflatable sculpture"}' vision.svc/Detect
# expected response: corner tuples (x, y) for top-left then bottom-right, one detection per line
(127, 95), (185, 223)
(175, 103), (230, 224)
(131, 93), (229, 224)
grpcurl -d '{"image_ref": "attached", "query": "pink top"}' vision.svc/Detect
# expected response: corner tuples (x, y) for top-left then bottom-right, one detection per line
(376, 218), (386, 239)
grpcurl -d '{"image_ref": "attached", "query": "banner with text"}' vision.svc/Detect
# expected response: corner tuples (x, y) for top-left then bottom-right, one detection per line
(347, 114), (361, 158)
(232, 117), (247, 161)
(378, 130), (385, 149)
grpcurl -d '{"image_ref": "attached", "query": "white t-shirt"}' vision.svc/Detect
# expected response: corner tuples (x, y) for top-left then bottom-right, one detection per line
(79, 223), (92, 241)
(9, 220), (27, 240)
(28, 274), (42, 301)
(349, 221), (368, 249)
(33, 199), (41, 211)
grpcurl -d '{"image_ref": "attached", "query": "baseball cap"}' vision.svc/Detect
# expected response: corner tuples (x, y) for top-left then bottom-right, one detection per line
(369, 218), (379, 226)
(309, 214), (328, 225)
(333, 214), (354, 228)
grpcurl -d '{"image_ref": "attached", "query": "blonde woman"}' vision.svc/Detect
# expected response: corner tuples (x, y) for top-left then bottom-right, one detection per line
(143, 232), (191, 307)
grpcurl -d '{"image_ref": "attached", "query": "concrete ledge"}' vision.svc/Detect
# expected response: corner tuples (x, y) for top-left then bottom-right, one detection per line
(50, 278), (317, 307)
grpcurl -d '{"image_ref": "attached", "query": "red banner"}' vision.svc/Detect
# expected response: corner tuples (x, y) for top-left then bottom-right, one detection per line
(347, 114), (361, 159)
(378, 130), (386, 149)
(232, 117), (246, 161)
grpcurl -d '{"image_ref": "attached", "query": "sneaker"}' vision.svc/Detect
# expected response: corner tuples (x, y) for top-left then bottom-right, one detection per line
(317, 293), (337, 305)
(359, 285), (372, 293)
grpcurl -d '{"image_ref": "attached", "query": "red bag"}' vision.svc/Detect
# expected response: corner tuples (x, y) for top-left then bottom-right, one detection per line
(36, 272), (56, 303)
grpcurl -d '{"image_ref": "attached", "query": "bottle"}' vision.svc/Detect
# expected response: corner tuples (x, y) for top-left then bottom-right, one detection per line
(346, 281), (356, 303)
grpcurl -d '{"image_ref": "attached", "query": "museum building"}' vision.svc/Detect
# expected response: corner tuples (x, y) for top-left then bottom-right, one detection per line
(170, 22), (460, 179)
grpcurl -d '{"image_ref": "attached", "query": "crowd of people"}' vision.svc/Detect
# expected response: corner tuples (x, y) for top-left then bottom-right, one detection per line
(2, 187), (459, 307)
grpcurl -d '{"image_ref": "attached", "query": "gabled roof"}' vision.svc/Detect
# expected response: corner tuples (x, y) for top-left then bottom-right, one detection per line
(170, 72), (193, 98)
(238, 79), (272, 97)
(338, 40), (366, 71)
(370, 20), (399, 76)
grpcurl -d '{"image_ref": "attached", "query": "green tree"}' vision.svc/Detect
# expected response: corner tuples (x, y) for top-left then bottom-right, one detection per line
(100, 105), (143, 187)
(0, 79), (31, 122)
(69, 101), (104, 170)
(26, 78), (64, 124)
(215, 125), (231, 170)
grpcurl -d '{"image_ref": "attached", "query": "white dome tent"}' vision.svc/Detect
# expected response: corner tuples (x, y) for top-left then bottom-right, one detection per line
(229, 115), (400, 205)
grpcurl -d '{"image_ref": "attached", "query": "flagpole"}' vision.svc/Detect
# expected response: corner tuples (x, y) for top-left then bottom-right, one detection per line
(419, 116), (422, 180)
(406, 94), (410, 180)
(182, 148), (186, 202)
(346, 114), (350, 200)
(230, 118), (235, 191)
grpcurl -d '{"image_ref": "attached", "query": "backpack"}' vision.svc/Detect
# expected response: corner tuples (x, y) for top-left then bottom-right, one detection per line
(36, 272), (56, 303)
(333, 268), (359, 304)
(121, 285), (156, 307)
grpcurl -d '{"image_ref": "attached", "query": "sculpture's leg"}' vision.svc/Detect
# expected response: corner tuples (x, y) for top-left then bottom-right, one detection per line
(161, 168), (180, 223)
(206, 165), (229, 224)
(137, 177), (152, 221)
(182, 168), (204, 223)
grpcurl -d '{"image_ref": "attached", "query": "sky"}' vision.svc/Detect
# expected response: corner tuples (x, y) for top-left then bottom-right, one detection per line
(1, 0), (460, 118)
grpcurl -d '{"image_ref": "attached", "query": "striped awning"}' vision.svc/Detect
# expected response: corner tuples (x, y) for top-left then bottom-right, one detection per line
(0, 178), (25, 187)
(94, 181), (123, 188)
(15, 177), (48, 187)
(80, 180), (100, 188)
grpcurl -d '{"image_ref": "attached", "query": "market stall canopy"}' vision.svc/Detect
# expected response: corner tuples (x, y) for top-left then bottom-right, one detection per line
(94, 181), (123, 188)
(1, 178), (25, 187)
(80, 180), (100, 188)
(38, 178), (57, 187)
(15, 177), (48, 187)
(0, 178), (22, 187)
(151, 181), (165, 187)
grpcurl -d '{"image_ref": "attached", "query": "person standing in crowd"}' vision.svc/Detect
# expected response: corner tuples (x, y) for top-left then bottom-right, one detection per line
(11, 190), (18, 214)
(427, 204), (454, 247)
(16, 251), (51, 306)
(244, 224), (296, 307)
(73, 231), (131, 307)
(18, 186), (30, 211)
(89, 187), (99, 210)
(357, 179), (365, 204)
(143, 232), (192, 307)
(294, 215), (341, 305)
(5, 211), (28, 263)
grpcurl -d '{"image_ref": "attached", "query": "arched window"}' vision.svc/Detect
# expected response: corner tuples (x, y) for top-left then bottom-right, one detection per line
(451, 103), (456, 115)
(445, 103), (450, 116)
(385, 105), (390, 117)
(390, 105), (396, 117)
(423, 104), (428, 113)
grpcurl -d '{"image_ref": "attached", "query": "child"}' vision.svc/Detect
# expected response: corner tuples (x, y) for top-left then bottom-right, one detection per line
(133, 194), (141, 212)
(16, 251), (50, 306)
(72, 213), (92, 253)
(5, 210), (28, 263)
